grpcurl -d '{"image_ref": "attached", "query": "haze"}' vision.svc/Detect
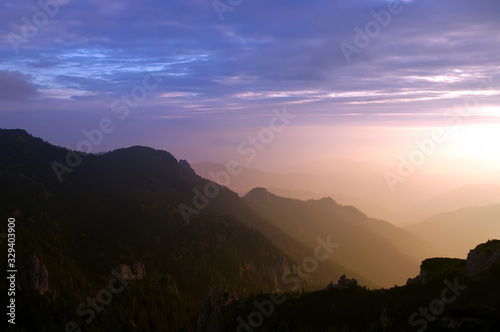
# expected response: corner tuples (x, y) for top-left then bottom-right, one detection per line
(2, 0), (500, 260)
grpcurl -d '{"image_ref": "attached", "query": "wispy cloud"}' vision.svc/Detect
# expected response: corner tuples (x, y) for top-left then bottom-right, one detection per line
(0, 0), (499, 157)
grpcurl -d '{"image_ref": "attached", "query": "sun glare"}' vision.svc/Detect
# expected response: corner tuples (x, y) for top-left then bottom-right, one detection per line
(445, 123), (500, 163)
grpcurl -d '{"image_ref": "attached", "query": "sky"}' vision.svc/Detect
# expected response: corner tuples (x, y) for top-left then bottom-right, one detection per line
(1, 0), (500, 183)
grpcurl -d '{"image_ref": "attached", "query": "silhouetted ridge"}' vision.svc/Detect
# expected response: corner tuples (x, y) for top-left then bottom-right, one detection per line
(0, 128), (31, 137)
(244, 187), (273, 199)
(243, 189), (430, 287)
(313, 196), (338, 205)
(104, 145), (180, 169)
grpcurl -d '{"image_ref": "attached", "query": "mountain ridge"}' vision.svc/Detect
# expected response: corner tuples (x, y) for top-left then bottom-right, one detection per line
(243, 187), (431, 287)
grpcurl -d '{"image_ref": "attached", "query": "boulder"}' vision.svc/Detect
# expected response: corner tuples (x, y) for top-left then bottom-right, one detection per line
(17, 253), (49, 295)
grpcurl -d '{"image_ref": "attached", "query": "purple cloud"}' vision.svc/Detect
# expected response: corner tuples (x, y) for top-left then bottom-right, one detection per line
(0, 0), (499, 156)
(0, 70), (39, 101)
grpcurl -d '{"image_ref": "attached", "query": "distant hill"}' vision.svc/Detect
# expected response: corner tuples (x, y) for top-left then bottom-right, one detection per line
(405, 204), (500, 257)
(192, 161), (456, 226)
(193, 162), (500, 228)
(406, 183), (500, 223)
(267, 187), (403, 223)
(243, 188), (433, 287)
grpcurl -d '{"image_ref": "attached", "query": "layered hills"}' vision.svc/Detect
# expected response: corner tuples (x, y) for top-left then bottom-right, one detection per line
(3, 128), (496, 331)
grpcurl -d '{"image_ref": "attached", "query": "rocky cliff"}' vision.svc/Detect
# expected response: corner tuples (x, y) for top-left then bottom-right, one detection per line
(466, 239), (500, 277)
(405, 257), (466, 286)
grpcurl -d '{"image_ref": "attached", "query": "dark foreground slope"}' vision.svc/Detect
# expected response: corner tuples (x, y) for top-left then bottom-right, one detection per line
(221, 240), (500, 332)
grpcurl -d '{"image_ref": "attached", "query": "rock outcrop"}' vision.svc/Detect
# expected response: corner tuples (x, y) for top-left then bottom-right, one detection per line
(466, 240), (500, 277)
(406, 258), (466, 286)
(417, 266), (433, 285)
(326, 274), (358, 290)
(17, 253), (49, 295)
(114, 261), (146, 280)
(196, 286), (238, 332)
(405, 275), (421, 286)
(131, 261), (146, 279)
(179, 159), (196, 175)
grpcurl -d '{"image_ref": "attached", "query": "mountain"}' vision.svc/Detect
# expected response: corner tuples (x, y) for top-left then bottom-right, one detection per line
(193, 162), (500, 228)
(243, 188), (432, 287)
(267, 187), (403, 223)
(192, 161), (455, 226)
(0, 128), (376, 330)
(406, 183), (500, 223)
(0, 129), (294, 330)
(192, 160), (427, 207)
(405, 204), (500, 258)
(3, 128), (498, 331)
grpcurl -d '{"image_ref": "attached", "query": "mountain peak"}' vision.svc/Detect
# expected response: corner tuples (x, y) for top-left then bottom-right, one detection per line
(0, 128), (34, 142)
(244, 187), (273, 199)
(107, 145), (178, 165)
(0, 128), (30, 135)
(317, 196), (335, 203)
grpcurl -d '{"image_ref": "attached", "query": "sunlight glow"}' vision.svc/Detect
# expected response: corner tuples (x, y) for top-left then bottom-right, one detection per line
(444, 123), (500, 163)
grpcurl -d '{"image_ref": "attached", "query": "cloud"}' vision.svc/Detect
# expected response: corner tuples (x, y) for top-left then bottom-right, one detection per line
(27, 60), (57, 68)
(0, 70), (38, 101)
(0, 0), (499, 128)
